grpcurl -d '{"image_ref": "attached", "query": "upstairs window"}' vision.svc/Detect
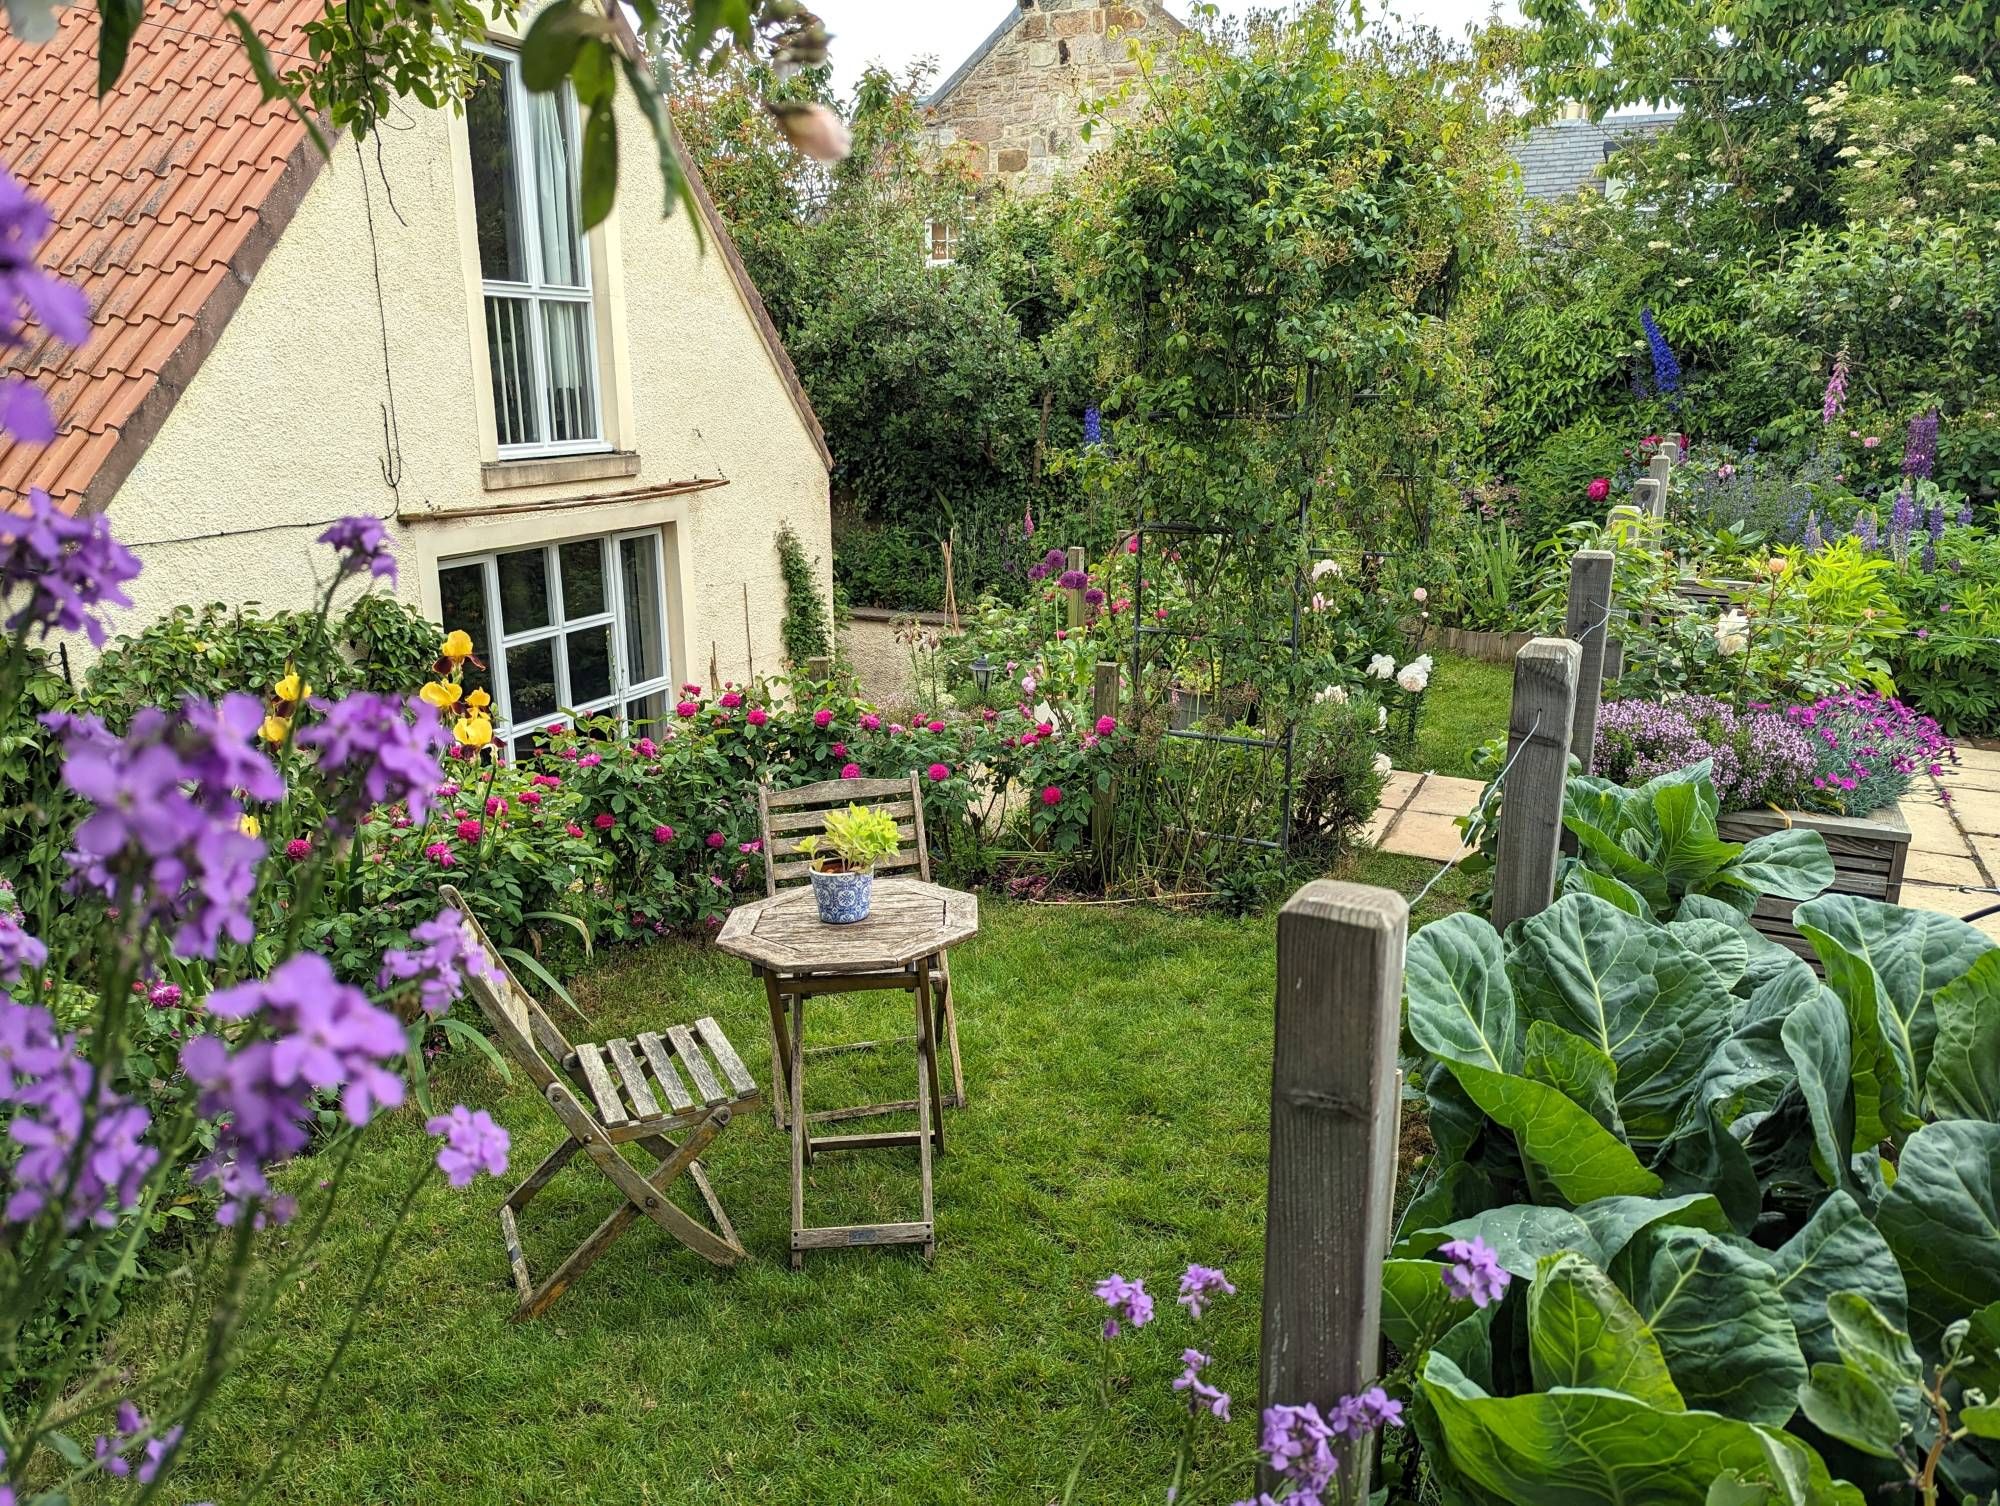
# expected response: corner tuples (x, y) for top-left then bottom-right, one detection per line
(926, 219), (959, 268)
(467, 49), (604, 456)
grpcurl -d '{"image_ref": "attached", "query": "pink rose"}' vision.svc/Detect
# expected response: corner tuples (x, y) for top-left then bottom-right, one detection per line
(861, 714), (881, 731)
(831, 742), (848, 758)
(706, 832), (725, 849)
(814, 708), (834, 728)
(1587, 477), (1611, 503)
(928, 762), (951, 782)
(747, 708), (769, 727)
(720, 691), (744, 709)
(285, 838), (311, 861)
(676, 702), (699, 719)
(653, 825), (676, 844)
(927, 720), (945, 733)
(594, 812), (615, 831)
(456, 819), (482, 843)
(1041, 786), (1063, 806)
(841, 763), (862, 779)
(1096, 715), (1117, 736)
(565, 823), (585, 839)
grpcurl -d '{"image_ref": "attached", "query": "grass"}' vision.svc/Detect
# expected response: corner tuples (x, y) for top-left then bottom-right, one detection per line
(1407, 652), (1512, 779)
(84, 859), (1469, 1506)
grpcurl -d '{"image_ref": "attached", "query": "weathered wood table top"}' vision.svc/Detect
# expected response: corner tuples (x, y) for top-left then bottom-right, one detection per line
(714, 878), (979, 976)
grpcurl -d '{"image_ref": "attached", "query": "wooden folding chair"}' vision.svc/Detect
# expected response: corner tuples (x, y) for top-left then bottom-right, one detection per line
(755, 773), (966, 1132)
(441, 886), (761, 1321)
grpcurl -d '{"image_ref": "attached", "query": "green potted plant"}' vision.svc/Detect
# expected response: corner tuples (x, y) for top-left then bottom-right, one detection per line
(796, 804), (903, 924)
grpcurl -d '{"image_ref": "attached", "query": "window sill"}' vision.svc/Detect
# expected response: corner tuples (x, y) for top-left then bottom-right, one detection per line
(481, 451), (640, 493)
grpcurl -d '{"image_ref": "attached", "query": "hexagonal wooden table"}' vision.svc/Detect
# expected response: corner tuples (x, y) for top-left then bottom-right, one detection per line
(716, 878), (978, 1266)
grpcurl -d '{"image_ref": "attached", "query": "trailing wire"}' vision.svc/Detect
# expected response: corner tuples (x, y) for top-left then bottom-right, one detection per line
(1409, 710), (1544, 912)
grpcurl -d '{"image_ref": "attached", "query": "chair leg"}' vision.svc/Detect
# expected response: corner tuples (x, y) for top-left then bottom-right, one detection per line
(636, 1132), (739, 1253)
(790, 992), (807, 1271)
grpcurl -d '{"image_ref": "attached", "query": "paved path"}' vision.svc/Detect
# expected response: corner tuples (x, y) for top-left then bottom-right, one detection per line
(1370, 749), (2000, 943)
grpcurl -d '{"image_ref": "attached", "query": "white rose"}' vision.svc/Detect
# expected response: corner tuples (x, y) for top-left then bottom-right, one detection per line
(1714, 609), (1750, 656)
(1397, 664), (1431, 694)
(1373, 752), (1394, 777)
(1412, 587), (1429, 603)
(1316, 684), (1349, 705)
(1312, 558), (1342, 581)
(1368, 653), (1397, 680)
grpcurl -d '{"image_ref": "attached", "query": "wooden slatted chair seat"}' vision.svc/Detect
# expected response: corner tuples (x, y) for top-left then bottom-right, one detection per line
(440, 886), (760, 1320)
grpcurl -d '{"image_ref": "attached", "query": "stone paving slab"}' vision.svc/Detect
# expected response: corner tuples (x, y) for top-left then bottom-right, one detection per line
(1370, 771), (1485, 861)
(1407, 774), (1486, 817)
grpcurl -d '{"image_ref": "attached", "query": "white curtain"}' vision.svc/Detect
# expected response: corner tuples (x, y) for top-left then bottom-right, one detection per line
(530, 90), (583, 287)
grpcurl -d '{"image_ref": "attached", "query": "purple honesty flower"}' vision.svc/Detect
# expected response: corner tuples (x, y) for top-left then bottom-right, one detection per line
(0, 162), (91, 444)
(1439, 1236), (1511, 1308)
(45, 696), (278, 959)
(1057, 569), (1089, 591)
(1329, 1386), (1405, 1441)
(1642, 308), (1680, 397)
(1261, 1402), (1339, 1504)
(1173, 1349), (1232, 1421)
(0, 488), (140, 646)
(0, 912), (45, 979)
(2, 1000), (158, 1231)
(298, 692), (448, 829)
(1821, 353), (1848, 425)
(379, 908), (495, 1019)
(428, 1104), (509, 1187)
(1904, 410), (1940, 481)
(1095, 1273), (1154, 1337)
(318, 515), (397, 583)
(1178, 1262), (1237, 1319)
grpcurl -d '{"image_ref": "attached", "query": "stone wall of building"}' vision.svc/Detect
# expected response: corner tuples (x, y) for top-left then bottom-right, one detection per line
(925, 0), (1183, 195)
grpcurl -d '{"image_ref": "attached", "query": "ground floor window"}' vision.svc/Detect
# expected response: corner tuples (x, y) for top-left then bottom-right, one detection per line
(437, 528), (671, 757)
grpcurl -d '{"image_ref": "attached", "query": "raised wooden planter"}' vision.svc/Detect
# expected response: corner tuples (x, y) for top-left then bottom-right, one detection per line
(1434, 625), (1539, 663)
(1715, 806), (1912, 970)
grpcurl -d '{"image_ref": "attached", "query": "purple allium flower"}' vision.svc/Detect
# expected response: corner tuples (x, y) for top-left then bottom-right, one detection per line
(1642, 308), (1680, 397)
(1044, 547), (1068, 571)
(1, 1000), (158, 1231)
(1904, 411), (1940, 481)
(428, 1104), (510, 1187)
(1821, 353), (1849, 425)
(318, 515), (397, 583)
(45, 696), (280, 959)
(0, 488), (141, 647)
(1178, 1262), (1237, 1318)
(1438, 1236), (1511, 1308)
(1084, 587), (1106, 608)
(0, 163), (91, 443)
(379, 908), (495, 1019)
(1057, 569), (1089, 591)
(1173, 1349), (1232, 1421)
(0, 912), (45, 980)
(1261, 1402), (1339, 1502)
(298, 692), (450, 831)
(1026, 562), (1049, 583)
(1095, 1272), (1154, 1337)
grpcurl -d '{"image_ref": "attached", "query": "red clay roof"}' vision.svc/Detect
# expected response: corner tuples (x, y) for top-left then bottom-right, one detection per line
(0, 0), (327, 515)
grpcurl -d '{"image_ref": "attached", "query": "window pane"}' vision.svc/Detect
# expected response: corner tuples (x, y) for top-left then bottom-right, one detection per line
(498, 548), (552, 633)
(625, 689), (667, 732)
(485, 296), (541, 447)
(542, 301), (598, 444)
(619, 534), (665, 685)
(506, 638), (558, 723)
(438, 563), (495, 700)
(467, 62), (527, 283)
(560, 539), (606, 618)
(567, 626), (613, 705)
(527, 90), (584, 288)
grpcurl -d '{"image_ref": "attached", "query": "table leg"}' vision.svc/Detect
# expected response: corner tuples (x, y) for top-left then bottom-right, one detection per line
(763, 973), (792, 1133)
(789, 991), (807, 1272)
(915, 955), (945, 1156)
(913, 969), (936, 1260)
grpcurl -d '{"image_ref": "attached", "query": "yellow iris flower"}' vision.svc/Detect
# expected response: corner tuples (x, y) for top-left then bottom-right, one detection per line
(440, 630), (475, 664)
(466, 688), (491, 711)
(273, 672), (310, 704)
(239, 814), (261, 838)
(454, 713), (495, 749)
(260, 714), (293, 745)
(420, 681), (463, 710)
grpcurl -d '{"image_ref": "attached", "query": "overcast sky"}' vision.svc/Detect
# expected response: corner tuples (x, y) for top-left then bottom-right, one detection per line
(815, 1), (1523, 99)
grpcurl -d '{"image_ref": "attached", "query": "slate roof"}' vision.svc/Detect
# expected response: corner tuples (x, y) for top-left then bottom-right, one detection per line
(1511, 113), (1679, 201)
(0, 0), (329, 515)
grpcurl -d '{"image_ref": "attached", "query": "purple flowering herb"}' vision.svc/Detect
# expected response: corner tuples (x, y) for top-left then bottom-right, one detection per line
(1904, 410), (1940, 480)
(1642, 308), (1681, 397)
(1172, 1349), (1231, 1421)
(0, 162), (92, 444)
(428, 1104), (510, 1187)
(318, 515), (398, 584)
(44, 695), (280, 959)
(1094, 1272), (1154, 1337)
(1821, 353), (1848, 425)
(1, 1000), (158, 1230)
(1178, 1262), (1237, 1318)
(297, 692), (449, 831)
(379, 908), (497, 1018)
(1438, 1236), (1511, 1308)
(1595, 696), (1817, 813)
(0, 488), (141, 647)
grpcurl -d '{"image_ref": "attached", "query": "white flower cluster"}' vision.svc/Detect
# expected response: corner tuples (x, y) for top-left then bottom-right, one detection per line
(1315, 684), (1350, 705)
(1715, 609), (1750, 656)
(1397, 654), (1435, 695)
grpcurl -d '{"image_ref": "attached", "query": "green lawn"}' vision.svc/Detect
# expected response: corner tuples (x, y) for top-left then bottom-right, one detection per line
(88, 854), (1467, 1506)
(1409, 651), (1512, 779)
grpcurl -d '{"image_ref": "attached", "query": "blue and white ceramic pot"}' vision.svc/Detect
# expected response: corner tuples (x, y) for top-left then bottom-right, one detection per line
(809, 864), (874, 925)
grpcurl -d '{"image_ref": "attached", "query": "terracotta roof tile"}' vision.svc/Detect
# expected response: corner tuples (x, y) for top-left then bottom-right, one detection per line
(0, 0), (326, 514)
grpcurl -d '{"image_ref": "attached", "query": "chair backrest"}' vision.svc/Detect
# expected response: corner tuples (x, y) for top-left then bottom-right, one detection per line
(438, 884), (575, 1098)
(757, 771), (931, 896)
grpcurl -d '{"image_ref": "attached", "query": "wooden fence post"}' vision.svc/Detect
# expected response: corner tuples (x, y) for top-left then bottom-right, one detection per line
(1065, 546), (1088, 631)
(1564, 551), (1615, 775)
(1091, 661), (1119, 869)
(1259, 881), (1409, 1501)
(1491, 639), (1581, 932)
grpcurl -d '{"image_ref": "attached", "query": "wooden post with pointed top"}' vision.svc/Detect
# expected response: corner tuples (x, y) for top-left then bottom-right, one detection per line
(1258, 881), (1409, 1501)
(1492, 639), (1581, 932)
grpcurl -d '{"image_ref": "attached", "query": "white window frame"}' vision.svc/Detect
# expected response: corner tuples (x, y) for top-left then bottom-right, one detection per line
(925, 218), (959, 269)
(470, 42), (609, 460)
(439, 529), (674, 758)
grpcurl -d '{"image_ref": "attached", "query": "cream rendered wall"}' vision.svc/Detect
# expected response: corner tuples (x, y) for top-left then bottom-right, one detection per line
(94, 63), (831, 704)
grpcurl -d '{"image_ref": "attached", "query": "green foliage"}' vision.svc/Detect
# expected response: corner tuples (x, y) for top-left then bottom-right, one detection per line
(797, 804), (900, 872)
(773, 521), (832, 666)
(1396, 759), (2000, 1504)
(340, 593), (441, 696)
